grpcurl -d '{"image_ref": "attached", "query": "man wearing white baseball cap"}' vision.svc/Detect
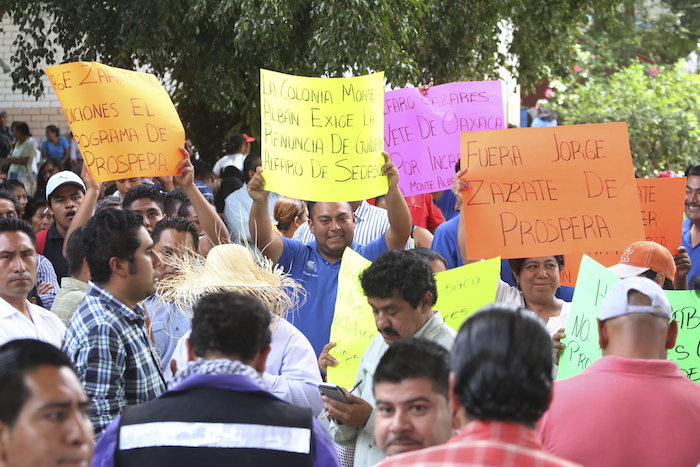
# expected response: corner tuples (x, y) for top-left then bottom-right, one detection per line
(36, 171), (86, 283)
(538, 277), (700, 467)
(608, 240), (691, 290)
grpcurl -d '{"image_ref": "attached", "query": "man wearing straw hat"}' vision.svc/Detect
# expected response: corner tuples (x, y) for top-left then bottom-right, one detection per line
(248, 151), (413, 357)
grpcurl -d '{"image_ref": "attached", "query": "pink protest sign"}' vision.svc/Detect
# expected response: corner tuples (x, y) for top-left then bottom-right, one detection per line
(384, 81), (504, 196)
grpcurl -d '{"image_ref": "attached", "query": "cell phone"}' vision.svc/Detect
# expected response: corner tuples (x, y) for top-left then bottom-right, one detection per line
(319, 383), (350, 404)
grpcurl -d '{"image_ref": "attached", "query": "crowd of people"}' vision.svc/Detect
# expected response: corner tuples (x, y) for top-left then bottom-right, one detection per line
(0, 106), (699, 467)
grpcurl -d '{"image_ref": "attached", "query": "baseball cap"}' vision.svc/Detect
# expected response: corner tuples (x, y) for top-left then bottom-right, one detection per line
(600, 276), (672, 321)
(243, 133), (255, 143)
(607, 241), (676, 282)
(46, 171), (86, 201)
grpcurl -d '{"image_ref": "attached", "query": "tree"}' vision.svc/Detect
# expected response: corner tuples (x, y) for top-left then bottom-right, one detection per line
(2, 0), (618, 162)
(553, 63), (700, 175)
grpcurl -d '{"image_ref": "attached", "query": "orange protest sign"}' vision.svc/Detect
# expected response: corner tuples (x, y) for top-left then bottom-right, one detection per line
(559, 177), (685, 286)
(44, 62), (185, 182)
(460, 122), (644, 260)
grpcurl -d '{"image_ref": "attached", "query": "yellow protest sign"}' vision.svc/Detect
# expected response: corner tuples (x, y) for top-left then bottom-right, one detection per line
(44, 62), (185, 182)
(327, 249), (378, 389)
(435, 257), (501, 331)
(260, 69), (387, 202)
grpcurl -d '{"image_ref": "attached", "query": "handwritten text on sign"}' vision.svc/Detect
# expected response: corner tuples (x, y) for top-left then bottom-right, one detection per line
(460, 123), (644, 259)
(260, 69), (386, 202)
(327, 249), (377, 389)
(385, 82), (504, 197)
(435, 257), (500, 331)
(558, 255), (700, 384)
(559, 177), (685, 286)
(44, 62), (185, 182)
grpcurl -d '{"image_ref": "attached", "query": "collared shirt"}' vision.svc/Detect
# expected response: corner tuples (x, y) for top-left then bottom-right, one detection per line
(166, 314), (324, 414)
(42, 222), (69, 285)
(278, 236), (388, 357)
(144, 295), (191, 370)
(223, 184), (283, 246)
(431, 216), (462, 269)
(92, 372), (341, 467)
(63, 282), (165, 440)
(0, 296), (65, 347)
(330, 312), (456, 467)
(538, 356), (700, 467)
(378, 421), (581, 467)
(50, 277), (88, 326)
(682, 218), (700, 289)
(293, 200), (390, 246)
(213, 153), (245, 175)
(36, 253), (60, 309)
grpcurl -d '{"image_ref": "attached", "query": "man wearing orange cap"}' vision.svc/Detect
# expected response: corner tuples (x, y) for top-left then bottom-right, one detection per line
(608, 241), (690, 290)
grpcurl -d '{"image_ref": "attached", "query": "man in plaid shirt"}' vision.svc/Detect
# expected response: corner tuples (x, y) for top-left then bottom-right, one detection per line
(376, 304), (580, 467)
(63, 209), (165, 440)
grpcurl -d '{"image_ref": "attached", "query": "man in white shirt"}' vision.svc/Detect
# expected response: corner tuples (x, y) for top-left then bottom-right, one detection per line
(0, 218), (65, 347)
(212, 133), (254, 176)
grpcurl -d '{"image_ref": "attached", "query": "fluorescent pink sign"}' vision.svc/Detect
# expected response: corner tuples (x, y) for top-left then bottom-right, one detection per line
(385, 82), (505, 196)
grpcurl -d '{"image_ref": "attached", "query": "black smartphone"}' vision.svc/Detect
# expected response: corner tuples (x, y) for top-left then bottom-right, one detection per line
(319, 383), (351, 403)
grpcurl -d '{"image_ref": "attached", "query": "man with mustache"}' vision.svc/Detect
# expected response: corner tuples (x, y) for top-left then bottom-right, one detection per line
(682, 164), (700, 288)
(37, 171), (86, 284)
(0, 218), (65, 347)
(322, 250), (456, 466)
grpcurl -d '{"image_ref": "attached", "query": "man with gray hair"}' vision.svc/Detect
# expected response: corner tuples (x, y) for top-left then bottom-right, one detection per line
(538, 277), (700, 466)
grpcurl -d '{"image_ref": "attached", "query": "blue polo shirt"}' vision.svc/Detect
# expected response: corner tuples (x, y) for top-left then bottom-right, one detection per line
(682, 218), (700, 289)
(278, 236), (388, 357)
(431, 216), (462, 269)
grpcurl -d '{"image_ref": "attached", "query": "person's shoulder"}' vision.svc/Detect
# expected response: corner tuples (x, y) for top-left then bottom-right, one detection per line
(30, 302), (65, 327)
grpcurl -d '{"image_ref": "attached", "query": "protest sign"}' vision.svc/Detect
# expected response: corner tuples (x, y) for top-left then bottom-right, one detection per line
(327, 249), (377, 389)
(384, 81), (504, 197)
(435, 257), (501, 331)
(460, 122), (645, 260)
(260, 69), (386, 202)
(559, 177), (684, 286)
(558, 255), (700, 384)
(44, 62), (185, 182)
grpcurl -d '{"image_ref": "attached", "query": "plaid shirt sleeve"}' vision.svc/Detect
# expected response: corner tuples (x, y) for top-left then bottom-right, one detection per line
(75, 322), (127, 438)
(36, 254), (59, 309)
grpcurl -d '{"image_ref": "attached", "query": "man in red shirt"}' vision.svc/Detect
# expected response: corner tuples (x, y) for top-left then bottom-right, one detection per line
(538, 277), (700, 467)
(377, 304), (580, 467)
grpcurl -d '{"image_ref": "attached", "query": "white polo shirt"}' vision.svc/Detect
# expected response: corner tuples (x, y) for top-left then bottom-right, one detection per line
(0, 297), (66, 347)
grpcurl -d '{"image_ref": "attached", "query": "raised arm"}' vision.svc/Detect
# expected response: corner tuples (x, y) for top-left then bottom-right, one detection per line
(62, 163), (101, 259)
(248, 167), (284, 264)
(176, 147), (228, 256)
(381, 152), (412, 250)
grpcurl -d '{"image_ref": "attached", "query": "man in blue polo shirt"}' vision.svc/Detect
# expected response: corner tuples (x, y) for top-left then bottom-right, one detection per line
(248, 152), (412, 357)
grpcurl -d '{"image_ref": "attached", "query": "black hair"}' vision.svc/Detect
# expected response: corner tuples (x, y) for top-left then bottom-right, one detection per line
(225, 133), (246, 154)
(177, 199), (193, 218)
(83, 209), (145, 284)
(0, 189), (20, 216)
(152, 217), (199, 252)
(122, 184), (165, 214)
(0, 339), (76, 427)
(45, 124), (60, 136)
(23, 197), (47, 223)
(0, 217), (36, 247)
(220, 166), (243, 181)
(36, 159), (63, 193)
(373, 338), (450, 399)
(66, 226), (86, 276)
(642, 269), (675, 291)
(360, 250), (438, 308)
(190, 292), (271, 361)
(410, 247), (448, 270)
(509, 255), (564, 280)
(686, 164), (700, 178)
(95, 195), (122, 212)
(451, 304), (553, 425)
(1, 179), (25, 192)
(242, 152), (261, 183)
(164, 189), (188, 218)
(192, 160), (213, 180)
(11, 122), (30, 137)
(214, 177), (244, 213)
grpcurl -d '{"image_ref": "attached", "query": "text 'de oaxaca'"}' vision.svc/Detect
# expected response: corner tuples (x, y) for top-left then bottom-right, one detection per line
(44, 62), (185, 182)
(460, 122), (644, 259)
(260, 69), (386, 202)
